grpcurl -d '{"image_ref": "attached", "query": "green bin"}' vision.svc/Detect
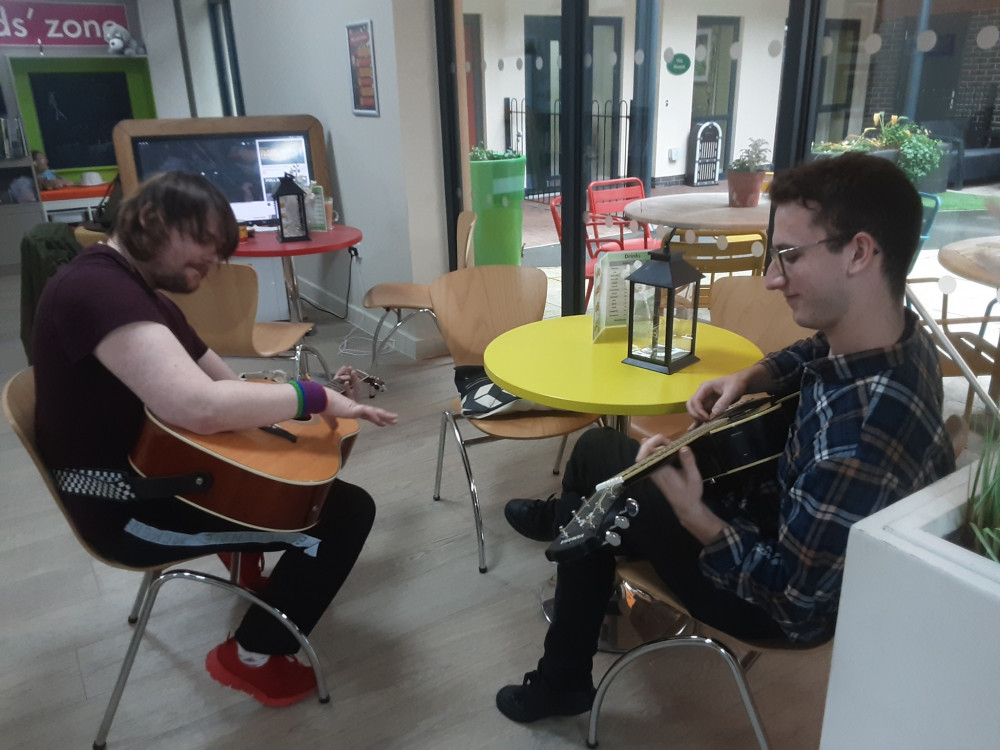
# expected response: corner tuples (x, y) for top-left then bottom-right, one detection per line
(469, 155), (525, 265)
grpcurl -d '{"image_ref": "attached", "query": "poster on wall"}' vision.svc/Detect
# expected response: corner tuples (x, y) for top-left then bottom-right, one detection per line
(346, 20), (379, 117)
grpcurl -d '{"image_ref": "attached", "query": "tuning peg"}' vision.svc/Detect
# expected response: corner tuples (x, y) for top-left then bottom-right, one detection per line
(624, 498), (639, 517)
(605, 531), (622, 547)
(613, 515), (630, 529)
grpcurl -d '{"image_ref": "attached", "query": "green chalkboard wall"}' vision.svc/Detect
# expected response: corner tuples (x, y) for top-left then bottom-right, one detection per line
(10, 57), (156, 182)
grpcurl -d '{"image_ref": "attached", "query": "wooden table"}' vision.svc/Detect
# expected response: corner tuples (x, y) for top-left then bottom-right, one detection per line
(625, 192), (771, 235)
(937, 235), (1000, 290)
(234, 225), (362, 322)
(483, 315), (762, 431)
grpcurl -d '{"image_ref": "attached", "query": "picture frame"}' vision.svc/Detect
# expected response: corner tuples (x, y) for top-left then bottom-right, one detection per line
(693, 29), (712, 83)
(346, 20), (379, 117)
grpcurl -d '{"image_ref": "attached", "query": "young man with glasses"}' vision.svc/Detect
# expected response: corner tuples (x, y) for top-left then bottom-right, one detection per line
(496, 152), (957, 723)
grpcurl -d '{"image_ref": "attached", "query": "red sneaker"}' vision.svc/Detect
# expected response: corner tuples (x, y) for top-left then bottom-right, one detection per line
(217, 552), (269, 593)
(205, 638), (317, 707)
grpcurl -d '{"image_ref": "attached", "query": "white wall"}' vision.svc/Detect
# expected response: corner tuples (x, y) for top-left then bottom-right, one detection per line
(652, 1), (787, 181)
(222, 0), (448, 357)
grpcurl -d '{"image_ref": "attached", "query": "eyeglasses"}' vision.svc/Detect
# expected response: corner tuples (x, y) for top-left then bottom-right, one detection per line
(768, 236), (847, 276)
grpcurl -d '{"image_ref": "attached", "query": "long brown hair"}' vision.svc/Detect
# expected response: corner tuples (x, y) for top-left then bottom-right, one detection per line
(113, 171), (239, 262)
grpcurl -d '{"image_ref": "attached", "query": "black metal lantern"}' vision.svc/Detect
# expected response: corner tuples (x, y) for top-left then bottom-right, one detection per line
(273, 172), (310, 242)
(624, 251), (703, 374)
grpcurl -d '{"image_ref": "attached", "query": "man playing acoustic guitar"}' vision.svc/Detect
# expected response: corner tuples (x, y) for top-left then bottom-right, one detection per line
(32, 171), (397, 707)
(496, 153), (957, 723)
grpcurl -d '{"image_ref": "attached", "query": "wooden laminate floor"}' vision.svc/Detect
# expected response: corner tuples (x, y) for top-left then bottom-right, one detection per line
(0, 269), (840, 750)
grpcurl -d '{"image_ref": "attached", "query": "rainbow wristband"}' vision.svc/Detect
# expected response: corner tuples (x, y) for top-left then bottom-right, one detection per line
(296, 379), (328, 416)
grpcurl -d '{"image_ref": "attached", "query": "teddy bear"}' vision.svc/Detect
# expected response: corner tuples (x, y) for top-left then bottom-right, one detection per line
(103, 22), (145, 56)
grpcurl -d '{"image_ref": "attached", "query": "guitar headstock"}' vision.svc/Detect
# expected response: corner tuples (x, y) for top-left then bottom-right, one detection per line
(544, 479), (638, 563)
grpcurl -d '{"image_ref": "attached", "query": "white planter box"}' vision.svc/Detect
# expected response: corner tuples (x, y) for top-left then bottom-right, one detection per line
(820, 464), (1000, 749)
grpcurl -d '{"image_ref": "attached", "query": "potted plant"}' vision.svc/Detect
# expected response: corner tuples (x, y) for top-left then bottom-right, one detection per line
(820, 439), (1000, 747)
(469, 146), (526, 265)
(810, 113), (945, 190)
(726, 138), (770, 208)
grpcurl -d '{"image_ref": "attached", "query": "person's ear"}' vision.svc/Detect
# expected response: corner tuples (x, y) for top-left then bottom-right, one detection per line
(846, 231), (880, 275)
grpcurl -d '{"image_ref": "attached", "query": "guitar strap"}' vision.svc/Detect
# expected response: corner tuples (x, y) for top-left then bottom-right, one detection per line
(52, 468), (213, 501)
(122, 519), (321, 557)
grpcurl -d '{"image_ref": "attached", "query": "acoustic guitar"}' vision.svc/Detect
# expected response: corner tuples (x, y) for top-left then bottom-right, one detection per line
(545, 392), (798, 563)
(128, 371), (384, 531)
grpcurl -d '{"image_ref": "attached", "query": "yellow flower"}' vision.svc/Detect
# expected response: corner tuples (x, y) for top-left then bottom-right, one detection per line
(873, 112), (881, 126)
(890, 114), (899, 125)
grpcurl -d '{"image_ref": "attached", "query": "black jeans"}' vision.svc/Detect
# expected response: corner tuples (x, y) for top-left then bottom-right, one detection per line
(65, 478), (375, 655)
(539, 428), (783, 689)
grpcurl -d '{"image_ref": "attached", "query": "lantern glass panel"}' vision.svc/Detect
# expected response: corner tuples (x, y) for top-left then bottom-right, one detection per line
(277, 194), (307, 238)
(670, 283), (697, 366)
(629, 282), (670, 362)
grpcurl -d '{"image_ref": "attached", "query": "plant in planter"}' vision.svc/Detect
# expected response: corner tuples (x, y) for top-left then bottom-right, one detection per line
(468, 145), (526, 265)
(726, 138), (770, 207)
(811, 113), (943, 187)
(967, 427), (1000, 562)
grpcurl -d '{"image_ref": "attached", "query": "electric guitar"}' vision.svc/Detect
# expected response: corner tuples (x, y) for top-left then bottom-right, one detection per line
(545, 392), (798, 563)
(128, 371), (385, 531)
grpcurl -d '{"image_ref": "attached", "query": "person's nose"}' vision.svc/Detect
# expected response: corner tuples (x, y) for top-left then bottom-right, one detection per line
(764, 257), (786, 290)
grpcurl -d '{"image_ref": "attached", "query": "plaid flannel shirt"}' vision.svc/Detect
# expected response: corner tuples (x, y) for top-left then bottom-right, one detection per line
(699, 309), (955, 643)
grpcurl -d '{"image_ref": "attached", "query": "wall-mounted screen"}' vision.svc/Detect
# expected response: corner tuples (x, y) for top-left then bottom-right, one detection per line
(114, 115), (331, 223)
(132, 132), (312, 223)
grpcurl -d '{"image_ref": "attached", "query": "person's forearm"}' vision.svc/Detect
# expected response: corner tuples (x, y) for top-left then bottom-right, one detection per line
(738, 362), (777, 395)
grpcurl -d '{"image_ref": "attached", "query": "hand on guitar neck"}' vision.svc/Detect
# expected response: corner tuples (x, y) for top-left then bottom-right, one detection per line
(544, 393), (798, 563)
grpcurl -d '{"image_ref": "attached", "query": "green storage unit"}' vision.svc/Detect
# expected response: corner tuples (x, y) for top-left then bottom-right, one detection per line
(469, 155), (525, 265)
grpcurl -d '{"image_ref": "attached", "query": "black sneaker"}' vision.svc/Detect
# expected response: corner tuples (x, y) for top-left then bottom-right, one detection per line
(504, 495), (559, 542)
(496, 670), (596, 723)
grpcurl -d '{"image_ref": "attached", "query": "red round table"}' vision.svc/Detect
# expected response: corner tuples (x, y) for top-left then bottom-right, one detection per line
(233, 225), (362, 321)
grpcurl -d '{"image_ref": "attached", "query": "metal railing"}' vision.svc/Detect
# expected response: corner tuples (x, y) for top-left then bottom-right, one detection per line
(505, 97), (633, 202)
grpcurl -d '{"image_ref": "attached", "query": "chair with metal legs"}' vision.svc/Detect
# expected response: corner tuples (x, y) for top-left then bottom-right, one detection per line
(362, 210), (476, 368)
(1, 369), (330, 750)
(588, 560), (828, 750)
(163, 262), (331, 381)
(428, 265), (599, 573)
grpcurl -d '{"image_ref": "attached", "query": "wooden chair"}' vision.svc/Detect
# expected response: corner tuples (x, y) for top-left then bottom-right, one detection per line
(906, 278), (1000, 420)
(163, 262), (328, 380)
(429, 265), (599, 572)
(591, 420), (969, 749)
(362, 210), (476, 367)
(629, 276), (814, 441)
(664, 228), (768, 308)
(1, 369), (329, 750)
(588, 559), (830, 750)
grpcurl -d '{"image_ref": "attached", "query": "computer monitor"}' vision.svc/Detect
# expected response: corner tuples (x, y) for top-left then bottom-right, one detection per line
(113, 115), (331, 223)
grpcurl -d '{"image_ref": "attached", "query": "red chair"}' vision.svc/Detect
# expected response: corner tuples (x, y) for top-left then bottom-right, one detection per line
(586, 177), (659, 254)
(550, 196), (630, 308)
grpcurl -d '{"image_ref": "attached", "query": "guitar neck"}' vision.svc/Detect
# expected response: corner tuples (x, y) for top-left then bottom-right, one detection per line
(601, 394), (790, 492)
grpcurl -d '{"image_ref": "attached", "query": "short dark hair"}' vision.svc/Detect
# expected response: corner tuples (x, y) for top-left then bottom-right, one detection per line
(113, 171), (239, 262)
(768, 152), (921, 300)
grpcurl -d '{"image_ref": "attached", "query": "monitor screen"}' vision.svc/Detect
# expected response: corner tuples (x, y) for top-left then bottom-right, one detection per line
(131, 132), (313, 223)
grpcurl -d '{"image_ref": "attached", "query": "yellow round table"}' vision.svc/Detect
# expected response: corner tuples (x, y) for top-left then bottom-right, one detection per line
(484, 315), (762, 419)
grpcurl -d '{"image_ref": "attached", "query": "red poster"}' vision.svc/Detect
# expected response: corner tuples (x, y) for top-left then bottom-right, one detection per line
(346, 20), (379, 117)
(0, 2), (128, 46)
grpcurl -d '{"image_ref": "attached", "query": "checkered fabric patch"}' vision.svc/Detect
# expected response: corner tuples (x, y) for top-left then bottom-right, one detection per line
(454, 366), (554, 419)
(52, 468), (138, 501)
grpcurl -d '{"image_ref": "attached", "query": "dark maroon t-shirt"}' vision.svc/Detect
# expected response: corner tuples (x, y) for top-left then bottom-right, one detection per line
(33, 244), (208, 473)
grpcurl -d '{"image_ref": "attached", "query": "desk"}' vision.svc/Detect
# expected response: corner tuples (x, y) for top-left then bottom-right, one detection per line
(484, 315), (762, 430)
(625, 192), (771, 234)
(937, 235), (1000, 289)
(234, 225), (362, 322)
(40, 183), (110, 223)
